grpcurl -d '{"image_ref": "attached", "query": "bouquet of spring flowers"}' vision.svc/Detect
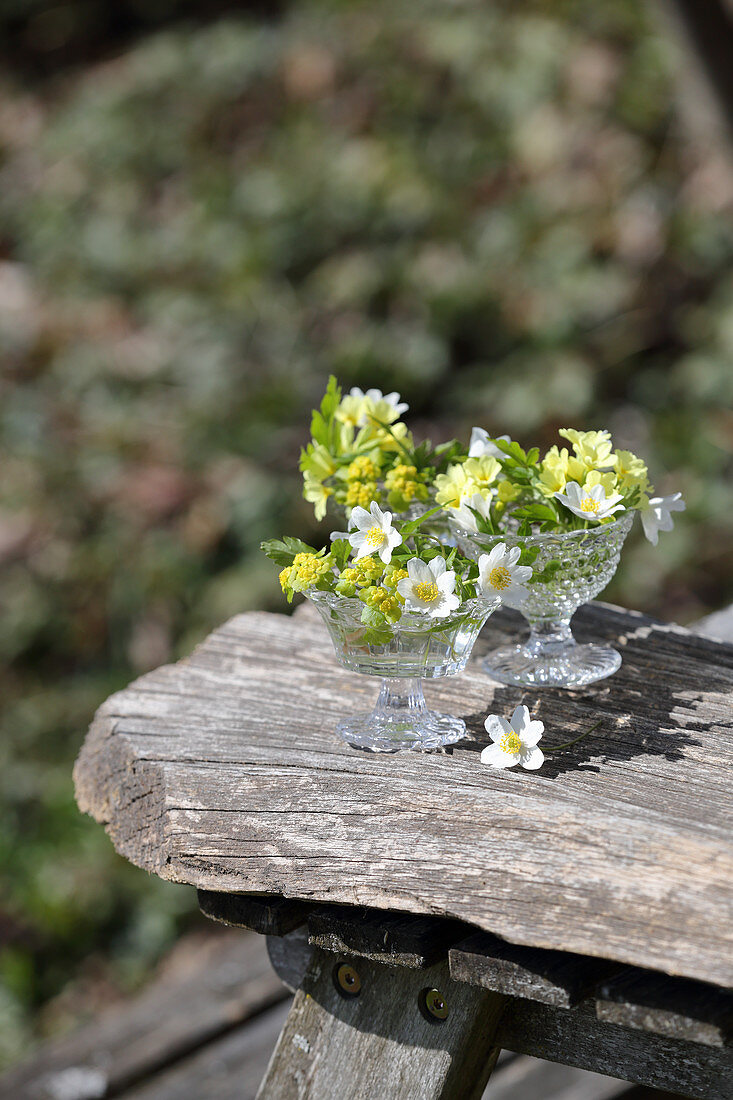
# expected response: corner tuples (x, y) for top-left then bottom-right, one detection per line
(299, 377), (462, 521)
(436, 427), (684, 544)
(262, 502), (527, 644)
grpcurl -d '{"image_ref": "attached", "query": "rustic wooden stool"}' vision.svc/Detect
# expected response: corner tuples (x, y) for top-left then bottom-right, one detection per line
(74, 602), (733, 1100)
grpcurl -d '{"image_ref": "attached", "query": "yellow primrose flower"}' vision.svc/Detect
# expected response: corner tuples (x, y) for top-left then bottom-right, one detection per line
(336, 387), (408, 429)
(558, 429), (613, 469)
(434, 464), (475, 508)
(463, 455), (502, 490)
(538, 447), (585, 498)
(303, 475), (332, 521)
(585, 469), (618, 496)
(300, 442), (338, 481)
(360, 420), (414, 454)
(612, 449), (649, 494)
(497, 480), (521, 504)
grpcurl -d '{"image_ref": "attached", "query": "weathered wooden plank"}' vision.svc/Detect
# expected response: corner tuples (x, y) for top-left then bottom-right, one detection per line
(256, 949), (504, 1100)
(596, 967), (733, 1047)
(449, 932), (620, 1008)
(74, 603), (733, 986)
(123, 1001), (291, 1100)
(0, 931), (288, 1100)
(307, 905), (468, 968)
(198, 890), (310, 936)
(496, 997), (733, 1100)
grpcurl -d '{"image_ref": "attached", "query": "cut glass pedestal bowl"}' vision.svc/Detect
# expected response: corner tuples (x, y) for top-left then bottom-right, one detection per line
(308, 591), (500, 753)
(452, 511), (635, 689)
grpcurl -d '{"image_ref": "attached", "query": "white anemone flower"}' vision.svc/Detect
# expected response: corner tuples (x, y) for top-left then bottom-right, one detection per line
(452, 491), (495, 533)
(396, 557), (460, 618)
(481, 705), (544, 770)
(348, 502), (402, 564)
(554, 481), (625, 522)
(641, 492), (685, 546)
(350, 387), (408, 426)
(468, 427), (511, 459)
(477, 544), (532, 608)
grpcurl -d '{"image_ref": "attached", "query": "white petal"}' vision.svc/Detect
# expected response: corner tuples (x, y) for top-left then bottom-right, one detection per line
(429, 556), (447, 579)
(348, 530), (366, 548)
(349, 506), (371, 530)
(485, 544), (504, 567)
(504, 545), (521, 567)
(521, 721), (544, 747)
(587, 484), (605, 502)
(500, 582), (529, 609)
(436, 571), (456, 596)
(520, 746), (545, 771)
(480, 744), (520, 769)
(370, 501), (387, 524)
(511, 705), (531, 734)
(484, 714), (511, 741)
(409, 558), (433, 584)
(641, 510), (659, 545)
(512, 565), (533, 583)
(406, 557), (425, 581)
(378, 543), (394, 564)
(387, 529), (403, 551)
(396, 578), (413, 599)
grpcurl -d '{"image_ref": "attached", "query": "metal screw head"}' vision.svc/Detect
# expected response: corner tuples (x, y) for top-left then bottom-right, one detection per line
(423, 987), (449, 1021)
(335, 962), (362, 997)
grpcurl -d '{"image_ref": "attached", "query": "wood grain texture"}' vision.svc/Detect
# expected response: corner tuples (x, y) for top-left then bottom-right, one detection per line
(256, 949), (504, 1100)
(73, 601), (733, 986)
(497, 997), (733, 1100)
(307, 905), (468, 968)
(596, 967), (733, 1047)
(449, 932), (620, 1008)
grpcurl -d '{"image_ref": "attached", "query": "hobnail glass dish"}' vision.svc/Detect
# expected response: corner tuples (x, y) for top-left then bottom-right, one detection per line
(451, 510), (635, 688)
(308, 590), (500, 752)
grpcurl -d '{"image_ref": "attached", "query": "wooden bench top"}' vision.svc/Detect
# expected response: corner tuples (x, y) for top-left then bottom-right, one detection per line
(73, 601), (733, 989)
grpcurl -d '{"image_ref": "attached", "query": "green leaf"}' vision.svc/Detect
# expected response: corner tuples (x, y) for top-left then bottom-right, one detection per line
(260, 536), (319, 566)
(360, 604), (393, 645)
(529, 559), (562, 584)
(400, 506), (441, 537)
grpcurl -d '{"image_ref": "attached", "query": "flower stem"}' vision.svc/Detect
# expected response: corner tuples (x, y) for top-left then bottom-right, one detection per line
(370, 417), (414, 460)
(549, 719), (602, 752)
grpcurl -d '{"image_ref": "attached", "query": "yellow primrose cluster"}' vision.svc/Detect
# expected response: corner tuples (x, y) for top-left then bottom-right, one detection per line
(279, 552), (333, 595)
(358, 584), (403, 623)
(384, 463), (429, 509)
(334, 556), (385, 596)
(538, 430), (649, 501)
(435, 455), (502, 508)
(300, 382), (417, 520)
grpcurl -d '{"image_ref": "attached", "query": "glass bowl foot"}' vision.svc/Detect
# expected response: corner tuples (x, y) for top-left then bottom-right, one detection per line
(484, 642), (621, 689)
(336, 710), (466, 753)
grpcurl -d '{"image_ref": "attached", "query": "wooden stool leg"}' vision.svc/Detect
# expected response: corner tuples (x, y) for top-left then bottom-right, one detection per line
(256, 948), (505, 1100)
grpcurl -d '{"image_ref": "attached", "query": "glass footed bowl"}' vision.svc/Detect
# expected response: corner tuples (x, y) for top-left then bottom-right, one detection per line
(308, 590), (500, 753)
(450, 510), (635, 689)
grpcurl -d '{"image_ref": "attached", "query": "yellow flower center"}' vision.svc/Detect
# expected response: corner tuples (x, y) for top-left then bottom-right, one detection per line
(488, 566), (511, 590)
(414, 581), (438, 602)
(365, 525), (384, 547)
(580, 497), (600, 514)
(499, 731), (522, 754)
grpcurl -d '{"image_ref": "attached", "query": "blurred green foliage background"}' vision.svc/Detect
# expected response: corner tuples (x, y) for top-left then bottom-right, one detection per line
(1, 0), (732, 1063)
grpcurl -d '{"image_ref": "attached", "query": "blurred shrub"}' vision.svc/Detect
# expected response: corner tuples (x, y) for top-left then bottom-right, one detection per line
(1, 0), (732, 1058)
